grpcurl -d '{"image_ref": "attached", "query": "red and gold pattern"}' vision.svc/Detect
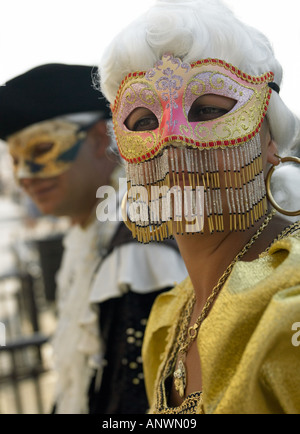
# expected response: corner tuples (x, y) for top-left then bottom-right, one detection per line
(113, 54), (273, 163)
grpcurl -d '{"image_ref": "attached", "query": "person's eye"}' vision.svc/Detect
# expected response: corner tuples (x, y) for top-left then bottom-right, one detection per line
(188, 95), (237, 122)
(125, 108), (159, 132)
(31, 142), (54, 158)
(133, 116), (159, 131)
(191, 106), (228, 121)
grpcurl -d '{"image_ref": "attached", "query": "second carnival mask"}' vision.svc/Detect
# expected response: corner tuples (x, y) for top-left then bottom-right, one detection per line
(8, 120), (87, 180)
(112, 54), (276, 242)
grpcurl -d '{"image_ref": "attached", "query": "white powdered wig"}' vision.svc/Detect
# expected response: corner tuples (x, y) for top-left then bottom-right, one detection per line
(99, 0), (300, 217)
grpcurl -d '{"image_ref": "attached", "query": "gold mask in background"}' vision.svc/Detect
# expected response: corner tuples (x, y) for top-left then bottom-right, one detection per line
(8, 119), (87, 180)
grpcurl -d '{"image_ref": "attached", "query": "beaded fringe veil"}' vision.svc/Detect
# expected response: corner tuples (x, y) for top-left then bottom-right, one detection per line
(125, 134), (267, 243)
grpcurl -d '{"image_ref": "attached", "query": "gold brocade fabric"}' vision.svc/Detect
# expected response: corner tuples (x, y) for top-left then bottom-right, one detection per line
(153, 392), (204, 415)
(142, 225), (300, 414)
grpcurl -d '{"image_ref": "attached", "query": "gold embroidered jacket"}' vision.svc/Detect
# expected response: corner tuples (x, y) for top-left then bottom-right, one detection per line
(142, 230), (300, 414)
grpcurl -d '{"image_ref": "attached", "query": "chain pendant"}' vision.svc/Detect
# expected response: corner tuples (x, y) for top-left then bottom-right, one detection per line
(171, 211), (275, 401)
(173, 360), (186, 398)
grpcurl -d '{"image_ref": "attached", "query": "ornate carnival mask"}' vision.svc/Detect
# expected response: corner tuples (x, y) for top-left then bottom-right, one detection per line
(8, 119), (87, 180)
(112, 54), (276, 243)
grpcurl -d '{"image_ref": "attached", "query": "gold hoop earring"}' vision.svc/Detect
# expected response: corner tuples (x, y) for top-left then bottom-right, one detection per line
(121, 191), (133, 232)
(266, 154), (300, 216)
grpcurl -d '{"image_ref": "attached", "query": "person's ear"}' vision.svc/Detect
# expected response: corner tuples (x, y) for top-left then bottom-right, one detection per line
(267, 138), (280, 166)
(90, 120), (110, 158)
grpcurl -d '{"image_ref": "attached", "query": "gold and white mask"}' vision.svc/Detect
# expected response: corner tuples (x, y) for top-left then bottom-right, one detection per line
(113, 54), (277, 242)
(8, 119), (87, 180)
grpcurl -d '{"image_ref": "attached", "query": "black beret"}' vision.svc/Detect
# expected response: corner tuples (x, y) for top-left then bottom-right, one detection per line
(0, 63), (111, 140)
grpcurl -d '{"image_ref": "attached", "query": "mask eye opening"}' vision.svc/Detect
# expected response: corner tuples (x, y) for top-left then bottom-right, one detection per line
(125, 107), (159, 132)
(31, 142), (54, 159)
(187, 94), (238, 123)
(11, 155), (19, 167)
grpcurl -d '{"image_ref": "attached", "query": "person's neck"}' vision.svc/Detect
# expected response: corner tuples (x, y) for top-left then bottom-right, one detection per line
(173, 213), (276, 315)
(71, 203), (97, 229)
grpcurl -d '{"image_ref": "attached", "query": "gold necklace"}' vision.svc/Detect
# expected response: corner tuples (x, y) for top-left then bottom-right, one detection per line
(173, 210), (276, 398)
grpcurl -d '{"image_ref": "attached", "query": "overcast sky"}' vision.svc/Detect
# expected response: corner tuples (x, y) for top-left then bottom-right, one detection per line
(0, 0), (299, 116)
